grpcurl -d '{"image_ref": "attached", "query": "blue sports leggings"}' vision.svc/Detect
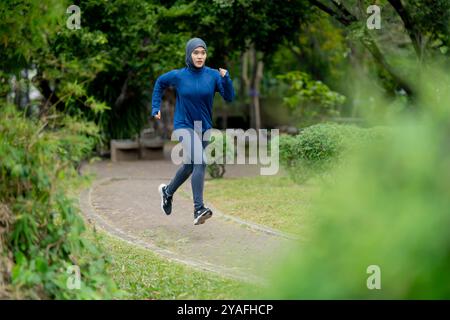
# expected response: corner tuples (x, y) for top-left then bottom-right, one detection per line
(165, 128), (209, 211)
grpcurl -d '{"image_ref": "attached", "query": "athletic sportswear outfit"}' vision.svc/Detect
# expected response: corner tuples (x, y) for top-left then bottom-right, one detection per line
(151, 38), (235, 212)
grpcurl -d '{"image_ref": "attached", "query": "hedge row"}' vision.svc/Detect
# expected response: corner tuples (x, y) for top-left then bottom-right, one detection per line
(279, 123), (390, 183)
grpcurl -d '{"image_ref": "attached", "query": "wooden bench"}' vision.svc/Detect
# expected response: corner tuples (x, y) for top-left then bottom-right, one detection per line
(110, 139), (140, 162)
(139, 136), (165, 160)
(110, 137), (165, 162)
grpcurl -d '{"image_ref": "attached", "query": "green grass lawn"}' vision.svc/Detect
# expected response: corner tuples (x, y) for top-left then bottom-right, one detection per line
(84, 228), (260, 299)
(204, 174), (316, 235)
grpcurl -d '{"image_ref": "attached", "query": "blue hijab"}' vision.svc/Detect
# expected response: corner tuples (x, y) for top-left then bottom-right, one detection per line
(185, 37), (207, 70)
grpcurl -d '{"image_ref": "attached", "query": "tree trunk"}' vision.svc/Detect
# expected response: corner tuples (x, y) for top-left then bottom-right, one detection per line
(24, 69), (30, 108)
(388, 0), (424, 61)
(252, 51), (264, 130)
(309, 0), (414, 96)
(241, 48), (251, 127)
(242, 43), (264, 130)
(33, 71), (61, 116)
(13, 73), (21, 108)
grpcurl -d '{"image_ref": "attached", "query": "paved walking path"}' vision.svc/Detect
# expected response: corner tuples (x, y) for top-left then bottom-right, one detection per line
(79, 159), (296, 284)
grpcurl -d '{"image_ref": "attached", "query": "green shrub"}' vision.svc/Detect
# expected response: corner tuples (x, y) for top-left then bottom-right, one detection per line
(0, 105), (118, 299)
(206, 131), (234, 179)
(279, 123), (389, 183)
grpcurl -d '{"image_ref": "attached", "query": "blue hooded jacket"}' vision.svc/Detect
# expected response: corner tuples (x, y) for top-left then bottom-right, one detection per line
(151, 38), (235, 132)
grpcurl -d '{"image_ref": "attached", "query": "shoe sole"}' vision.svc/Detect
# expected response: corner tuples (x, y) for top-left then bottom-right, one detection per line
(194, 210), (213, 225)
(158, 184), (171, 215)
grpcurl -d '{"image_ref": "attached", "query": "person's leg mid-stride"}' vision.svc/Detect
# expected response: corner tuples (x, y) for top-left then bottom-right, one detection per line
(159, 128), (212, 225)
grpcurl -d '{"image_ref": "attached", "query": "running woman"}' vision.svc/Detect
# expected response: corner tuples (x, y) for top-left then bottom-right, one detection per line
(151, 37), (235, 225)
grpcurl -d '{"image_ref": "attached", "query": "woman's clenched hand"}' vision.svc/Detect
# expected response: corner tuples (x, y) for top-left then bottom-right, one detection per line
(219, 68), (228, 77)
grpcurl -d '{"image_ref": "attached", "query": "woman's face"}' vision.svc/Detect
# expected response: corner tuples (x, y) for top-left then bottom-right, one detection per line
(191, 46), (207, 68)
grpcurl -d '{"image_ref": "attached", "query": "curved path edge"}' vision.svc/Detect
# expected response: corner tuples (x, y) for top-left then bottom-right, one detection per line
(78, 177), (270, 285)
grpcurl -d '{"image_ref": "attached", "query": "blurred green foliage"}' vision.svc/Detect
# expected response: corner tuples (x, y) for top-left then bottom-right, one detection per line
(0, 105), (119, 299)
(267, 67), (450, 299)
(277, 71), (346, 126)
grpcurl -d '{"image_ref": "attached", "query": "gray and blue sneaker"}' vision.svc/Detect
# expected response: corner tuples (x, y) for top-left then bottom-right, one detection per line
(158, 184), (173, 215)
(194, 207), (213, 225)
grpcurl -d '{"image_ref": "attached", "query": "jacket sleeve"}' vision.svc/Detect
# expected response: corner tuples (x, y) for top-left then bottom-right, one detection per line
(215, 70), (235, 102)
(151, 70), (178, 116)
